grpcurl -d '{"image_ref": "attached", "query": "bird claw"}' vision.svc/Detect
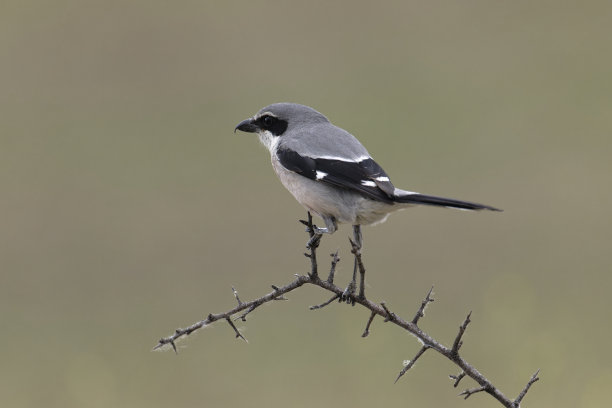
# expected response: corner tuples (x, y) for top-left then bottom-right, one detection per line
(306, 232), (322, 249)
(300, 218), (326, 249)
(312, 226), (329, 234)
(340, 281), (357, 305)
(300, 219), (328, 235)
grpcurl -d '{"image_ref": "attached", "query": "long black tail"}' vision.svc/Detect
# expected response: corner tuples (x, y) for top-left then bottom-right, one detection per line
(394, 191), (502, 211)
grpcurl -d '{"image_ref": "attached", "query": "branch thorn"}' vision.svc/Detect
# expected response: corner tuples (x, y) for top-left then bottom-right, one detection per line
(310, 294), (340, 310)
(459, 385), (487, 400)
(449, 371), (466, 387)
(361, 311), (376, 338)
(327, 250), (340, 283)
(395, 345), (428, 383)
(412, 286), (434, 325)
(452, 311), (472, 356)
(226, 317), (247, 342)
(513, 369), (540, 406)
(380, 301), (396, 322)
(232, 287), (243, 306)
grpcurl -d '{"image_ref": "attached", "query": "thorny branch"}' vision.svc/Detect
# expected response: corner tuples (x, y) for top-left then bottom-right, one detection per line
(154, 215), (539, 407)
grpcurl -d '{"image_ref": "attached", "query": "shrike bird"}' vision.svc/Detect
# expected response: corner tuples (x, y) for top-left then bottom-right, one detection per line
(235, 103), (500, 300)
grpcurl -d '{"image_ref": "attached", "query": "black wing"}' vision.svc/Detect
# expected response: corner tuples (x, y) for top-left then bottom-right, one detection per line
(277, 147), (396, 203)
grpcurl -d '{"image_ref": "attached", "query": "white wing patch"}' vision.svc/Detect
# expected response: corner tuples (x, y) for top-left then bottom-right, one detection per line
(375, 176), (390, 182)
(361, 180), (377, 187)
(315, 171), (328, 180)
(394, 188), (419, 195)
(313, 154), (370, 163)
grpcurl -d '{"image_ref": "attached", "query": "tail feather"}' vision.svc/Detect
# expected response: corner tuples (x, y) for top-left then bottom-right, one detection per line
(394, 191), (502, 212)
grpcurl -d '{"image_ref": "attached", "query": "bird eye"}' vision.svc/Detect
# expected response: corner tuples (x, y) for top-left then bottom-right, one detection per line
(257, 114), (288, 136)
(262, 115), (275, 127)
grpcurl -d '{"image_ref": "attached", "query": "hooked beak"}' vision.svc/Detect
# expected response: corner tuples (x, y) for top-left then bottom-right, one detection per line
(234, 118), (258, 133)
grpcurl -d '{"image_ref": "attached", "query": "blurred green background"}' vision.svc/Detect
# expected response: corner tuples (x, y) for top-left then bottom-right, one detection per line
(1, 1), (611, 407)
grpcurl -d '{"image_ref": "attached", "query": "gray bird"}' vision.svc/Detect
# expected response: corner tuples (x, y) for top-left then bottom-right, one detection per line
(235, 103), (500, 300)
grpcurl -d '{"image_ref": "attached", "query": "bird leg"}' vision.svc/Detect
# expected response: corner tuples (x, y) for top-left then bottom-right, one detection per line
(342, 225), (364, 304)
(316, 216), (338, 235)
(353, 225), (365, 299)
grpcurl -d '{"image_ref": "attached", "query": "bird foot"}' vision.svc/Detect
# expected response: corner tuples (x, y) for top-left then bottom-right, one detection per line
(306, 232), (322, 249)
(313, 226), (330, 234)
(340, 280), (357, 305)
(299, 218), (330, 235)
(300, 218), (326, 249)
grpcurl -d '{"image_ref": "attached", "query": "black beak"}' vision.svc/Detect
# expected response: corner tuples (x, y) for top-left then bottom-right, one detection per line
(234, 118), (258, 133)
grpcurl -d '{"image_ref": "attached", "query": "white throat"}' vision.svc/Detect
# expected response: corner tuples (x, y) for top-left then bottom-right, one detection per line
(257, 130), (281, 153)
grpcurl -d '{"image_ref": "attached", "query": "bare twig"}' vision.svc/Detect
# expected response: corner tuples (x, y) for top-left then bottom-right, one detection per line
(232, 287), (243, 306)
(449, 371), (466, 387)
(380, 301), (396, 322)
(451, 311), (472, 356)
(514, 369), (540, 406)
(153, 275), (309, 351)
(270, 285), (288, 301)
(395, 345), (429, 383)
(412, 286), (434, 325)
(361, 311), (376, 338)
(327, 251), (340, 283)
(226, 317), (247, 342)
(460, 385), (487, 400)
(234, 304), (256, 322)
(301, 213), (321, 279)
(310, 294), (340, 310)
(154, 217), (539, 408)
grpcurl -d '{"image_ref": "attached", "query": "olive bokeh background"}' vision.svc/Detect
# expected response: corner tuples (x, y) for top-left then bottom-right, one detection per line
(2, 1), (611, 407)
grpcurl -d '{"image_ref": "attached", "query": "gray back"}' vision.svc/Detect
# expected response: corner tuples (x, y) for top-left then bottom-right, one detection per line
(259, 103), (371, 161)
